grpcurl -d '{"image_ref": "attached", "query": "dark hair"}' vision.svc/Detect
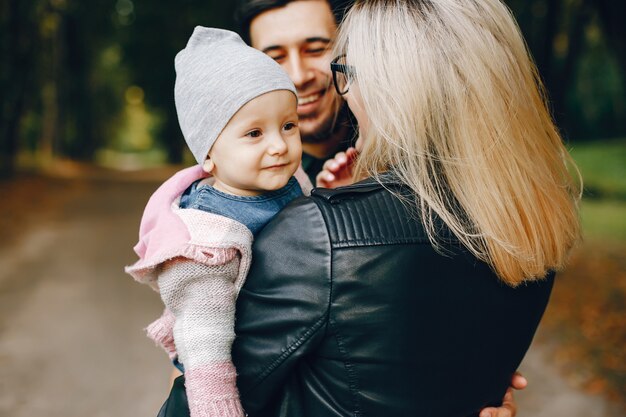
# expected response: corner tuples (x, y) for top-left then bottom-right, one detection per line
(235, 0), (353, 44)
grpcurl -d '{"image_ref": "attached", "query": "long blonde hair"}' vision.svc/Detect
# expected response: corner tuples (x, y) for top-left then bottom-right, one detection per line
(336, 0), (581, 286)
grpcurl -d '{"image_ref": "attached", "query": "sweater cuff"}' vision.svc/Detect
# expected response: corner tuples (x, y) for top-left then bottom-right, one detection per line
(190, 399), (246, 417)
(145, 309), (177, 359)
(185, 363), (245, 417)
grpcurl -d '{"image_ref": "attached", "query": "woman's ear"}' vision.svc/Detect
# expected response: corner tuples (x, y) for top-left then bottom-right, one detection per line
(202, 157), (214, 174)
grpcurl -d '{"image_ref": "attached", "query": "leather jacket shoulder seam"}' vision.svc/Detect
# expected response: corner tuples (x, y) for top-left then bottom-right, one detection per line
(311, 197), (363, 415)
(245, 198), (333, 393)
(333, 236), (433, 248)
(308, 195), (337, 314)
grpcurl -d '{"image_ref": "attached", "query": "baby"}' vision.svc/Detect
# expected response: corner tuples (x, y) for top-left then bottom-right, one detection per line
(125, 27), (311, 417)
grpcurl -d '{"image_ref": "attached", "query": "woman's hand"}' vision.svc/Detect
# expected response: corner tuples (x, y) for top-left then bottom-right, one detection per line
(316, 147), (359, 188)
(479, 372), (527, 417)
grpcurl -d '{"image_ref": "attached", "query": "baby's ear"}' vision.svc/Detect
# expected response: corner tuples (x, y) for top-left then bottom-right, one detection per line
(202, 157), (214, 174)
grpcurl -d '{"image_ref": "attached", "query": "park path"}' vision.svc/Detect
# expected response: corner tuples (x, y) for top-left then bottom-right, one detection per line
(0, 169), (621, 417)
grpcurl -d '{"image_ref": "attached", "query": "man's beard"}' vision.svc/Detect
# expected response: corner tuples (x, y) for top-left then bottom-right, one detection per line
(300, 103), (350, 144)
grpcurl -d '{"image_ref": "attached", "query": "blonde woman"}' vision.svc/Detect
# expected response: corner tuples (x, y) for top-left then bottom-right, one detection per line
(161, 1), (581, 416)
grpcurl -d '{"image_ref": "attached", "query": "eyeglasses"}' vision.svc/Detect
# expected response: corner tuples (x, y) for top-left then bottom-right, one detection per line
(330, 55), (356, 96)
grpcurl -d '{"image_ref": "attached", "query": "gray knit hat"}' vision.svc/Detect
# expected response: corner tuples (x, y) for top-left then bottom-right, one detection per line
(174, 26), (297, 164)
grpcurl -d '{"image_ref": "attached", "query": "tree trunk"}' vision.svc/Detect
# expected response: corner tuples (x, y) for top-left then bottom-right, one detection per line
(0, 0), (35, 176)
(551, 0), (593, 132)
(594, 0), (626, 77)
(63, 14), (97, 160)
(539, 0), (562, 88)
(39, 16), (60, 164)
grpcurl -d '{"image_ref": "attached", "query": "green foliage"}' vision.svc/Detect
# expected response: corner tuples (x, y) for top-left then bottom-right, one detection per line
(567, 20), (626, 140)
(504, 0), (626, 141)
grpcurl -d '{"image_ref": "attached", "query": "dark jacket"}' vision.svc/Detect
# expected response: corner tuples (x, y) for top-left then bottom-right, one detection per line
(159, 176), (554, 417)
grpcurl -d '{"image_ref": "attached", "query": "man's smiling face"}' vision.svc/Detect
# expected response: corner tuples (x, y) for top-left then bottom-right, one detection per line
(249, 0), (339, 144)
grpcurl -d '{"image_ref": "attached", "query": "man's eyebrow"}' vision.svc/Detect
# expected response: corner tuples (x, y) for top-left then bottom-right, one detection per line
(261, 45), (284, 54)
(261, 37), (332, 53)
(304, 37), (332, 44)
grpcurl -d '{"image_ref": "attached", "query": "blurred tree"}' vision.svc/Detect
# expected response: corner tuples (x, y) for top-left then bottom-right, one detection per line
(505, 0), (626, 141)
(0, 0), (39, 176)
(47, 0), (122, 160)
(1, 0), (126, 175)
(2, 0), (624, 173)
(594, 1), (626, 75)
(119, 0), (238, 163)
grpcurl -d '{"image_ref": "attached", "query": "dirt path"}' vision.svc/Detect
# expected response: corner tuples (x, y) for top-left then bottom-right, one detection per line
(0, 171), (622, 416)
(517, 334), (623, 417)
(0, 174), (171, 417)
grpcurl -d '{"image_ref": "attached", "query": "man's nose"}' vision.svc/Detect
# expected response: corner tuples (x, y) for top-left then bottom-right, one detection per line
(285, 55), (314, 88)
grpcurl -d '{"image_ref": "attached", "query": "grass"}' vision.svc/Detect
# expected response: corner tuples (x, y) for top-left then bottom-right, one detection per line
(581, 200), (626, 243)
(570, 138), (626, 243)
(570, 138), (626, 200)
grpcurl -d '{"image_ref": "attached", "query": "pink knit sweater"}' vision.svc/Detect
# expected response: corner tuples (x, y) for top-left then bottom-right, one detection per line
(125, 165), (311, 417)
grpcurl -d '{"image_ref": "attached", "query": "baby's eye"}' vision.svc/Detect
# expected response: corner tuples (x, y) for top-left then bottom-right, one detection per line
(283, 122), (298, 131)
(245, 129), (262, 138)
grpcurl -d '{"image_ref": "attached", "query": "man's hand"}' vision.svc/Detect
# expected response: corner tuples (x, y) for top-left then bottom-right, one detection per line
(316, 147), (359, 188)
(479, 372), (528, 417)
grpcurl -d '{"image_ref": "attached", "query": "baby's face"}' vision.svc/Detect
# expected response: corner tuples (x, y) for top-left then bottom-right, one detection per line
(207, 90), (302, 196)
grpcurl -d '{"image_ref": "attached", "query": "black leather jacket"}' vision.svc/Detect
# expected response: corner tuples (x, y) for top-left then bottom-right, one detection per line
(159, 177), (554, 417)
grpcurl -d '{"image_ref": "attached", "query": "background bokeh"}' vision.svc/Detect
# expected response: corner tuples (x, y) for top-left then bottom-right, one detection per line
(0, 1), (624, 416)
(1, 0), (625, 171)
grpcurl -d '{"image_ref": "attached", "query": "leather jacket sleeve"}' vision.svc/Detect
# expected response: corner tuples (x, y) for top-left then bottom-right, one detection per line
(231, 197), (331, 415)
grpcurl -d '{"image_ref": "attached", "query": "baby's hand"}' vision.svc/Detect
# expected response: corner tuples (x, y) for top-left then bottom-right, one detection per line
(316, 147), (359, 188)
